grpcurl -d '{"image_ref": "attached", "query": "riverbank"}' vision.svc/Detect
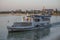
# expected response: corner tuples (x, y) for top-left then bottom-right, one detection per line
(0, 13), (60, 16)
(0, 13), (42, 16)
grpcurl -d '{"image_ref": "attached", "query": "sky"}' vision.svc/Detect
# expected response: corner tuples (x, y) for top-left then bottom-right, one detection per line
(0, 0), (60, 11)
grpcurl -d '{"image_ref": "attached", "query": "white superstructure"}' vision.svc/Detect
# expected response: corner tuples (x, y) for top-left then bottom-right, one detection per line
(7, 15), (51, 32)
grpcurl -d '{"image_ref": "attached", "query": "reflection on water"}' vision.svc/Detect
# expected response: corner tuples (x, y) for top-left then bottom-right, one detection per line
(7, 28), (50, 40)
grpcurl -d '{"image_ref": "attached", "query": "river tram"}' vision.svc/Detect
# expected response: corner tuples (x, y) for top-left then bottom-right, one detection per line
(7, 14), (51, 32)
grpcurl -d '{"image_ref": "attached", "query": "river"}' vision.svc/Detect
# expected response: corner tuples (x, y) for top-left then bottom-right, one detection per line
(0, 15), (60, 40)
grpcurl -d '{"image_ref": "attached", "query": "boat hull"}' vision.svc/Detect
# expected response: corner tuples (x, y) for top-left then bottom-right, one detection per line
(7, 25), (51, 32)
(7, 27), (45, 32)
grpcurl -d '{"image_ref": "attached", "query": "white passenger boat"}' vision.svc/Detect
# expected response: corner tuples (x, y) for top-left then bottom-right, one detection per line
(7, 14), (51, 32)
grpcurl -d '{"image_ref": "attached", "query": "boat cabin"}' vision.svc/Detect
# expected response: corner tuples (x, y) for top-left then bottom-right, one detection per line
(11, 15), (51, 27)
(30, 15), (51, 26)
(30, 15), (51, 22)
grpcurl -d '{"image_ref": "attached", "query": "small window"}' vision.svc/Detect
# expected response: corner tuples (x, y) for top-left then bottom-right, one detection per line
(41, 23), (44, 26)
(43, 18), (50, 21)
(34, 19), (40, 22)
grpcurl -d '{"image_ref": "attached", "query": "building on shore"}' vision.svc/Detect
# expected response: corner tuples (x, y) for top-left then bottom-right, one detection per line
(0, 9), (57, 16)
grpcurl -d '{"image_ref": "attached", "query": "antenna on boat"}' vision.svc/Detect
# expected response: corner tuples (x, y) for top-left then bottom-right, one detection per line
(42, 5), (46, 15)
(42, 5), (46, 12)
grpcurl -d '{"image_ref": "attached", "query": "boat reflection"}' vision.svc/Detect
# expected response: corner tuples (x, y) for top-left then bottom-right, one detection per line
(7, 28), (50, 40)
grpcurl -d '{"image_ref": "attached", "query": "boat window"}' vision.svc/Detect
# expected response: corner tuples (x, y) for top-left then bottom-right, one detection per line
(43, 18), (50, 21)
(34, 19), (40, 22)
(40, 23), (45, 26)
(41, 23), (44, 25)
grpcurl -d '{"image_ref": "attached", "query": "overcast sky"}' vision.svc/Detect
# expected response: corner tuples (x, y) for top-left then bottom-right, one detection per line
(0, 0), (60, 11)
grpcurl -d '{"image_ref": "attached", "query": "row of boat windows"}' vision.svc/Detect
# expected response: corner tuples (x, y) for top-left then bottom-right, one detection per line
(11, 22), (49, 27)
(34, 18), (50, 22)
(12, 22), (32, 27)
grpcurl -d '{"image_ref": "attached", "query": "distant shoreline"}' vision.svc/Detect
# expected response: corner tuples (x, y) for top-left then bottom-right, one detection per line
(0, 13), (60, 16)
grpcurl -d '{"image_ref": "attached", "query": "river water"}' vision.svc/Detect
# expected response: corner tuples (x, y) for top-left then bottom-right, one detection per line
(0, 15), (60, 40)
